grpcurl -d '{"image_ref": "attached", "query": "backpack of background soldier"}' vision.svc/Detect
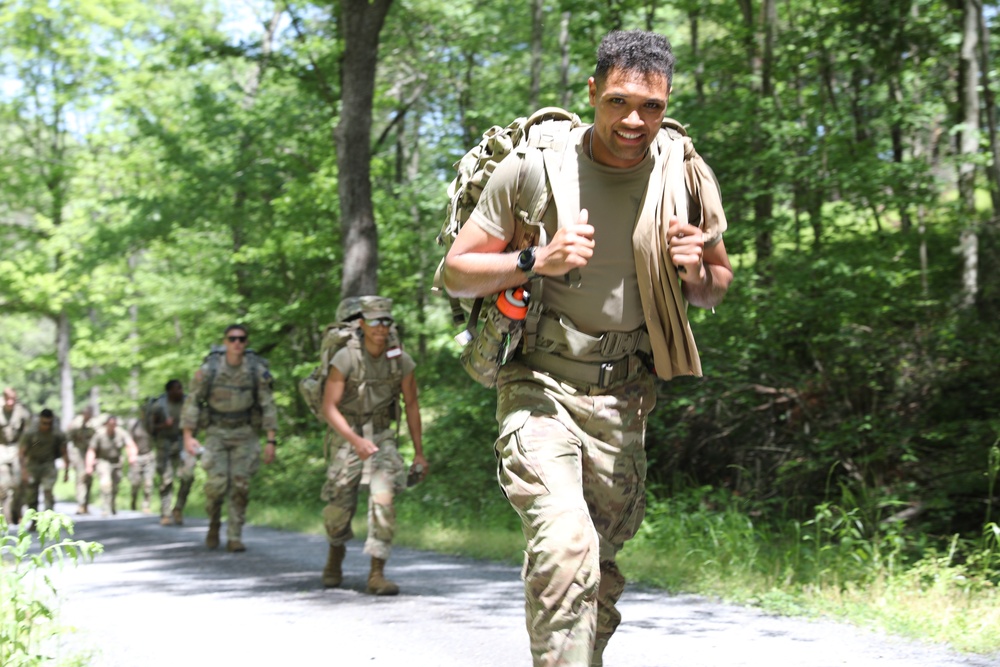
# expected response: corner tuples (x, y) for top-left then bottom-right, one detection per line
(139, 394), (164, 436)
(298, 297), (404, 421)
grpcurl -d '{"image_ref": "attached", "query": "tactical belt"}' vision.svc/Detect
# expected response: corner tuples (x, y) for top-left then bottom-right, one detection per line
(209, 409), (252, 428)
(348, 411), (393, 434)
(522, 351), (646, 390)
(536, 315), (651, 358)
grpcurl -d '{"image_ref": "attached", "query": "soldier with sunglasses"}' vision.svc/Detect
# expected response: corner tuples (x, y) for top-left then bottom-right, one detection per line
(181, 324), (277, 553)
(319, 296), (428, 595)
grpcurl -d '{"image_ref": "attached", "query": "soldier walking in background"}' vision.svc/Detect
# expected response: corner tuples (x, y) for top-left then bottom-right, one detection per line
(181, 325), (277, 553)
(0, 387), (31, 525)
(319, 296), (428, 595)
(19, 408), (68, 527)
(127, 415), (156, 513)
(66, 406), (99, 515)
(150, 380), (196, 525)
(86, 416), (138, 517)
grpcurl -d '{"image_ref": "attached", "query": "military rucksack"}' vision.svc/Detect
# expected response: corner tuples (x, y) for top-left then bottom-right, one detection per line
(434, 106), (691, 387)
(139, 394), (166, 436)
(433, 106), (583, 345)
(195, 346), (272, 431)
(298, 296), (404, 422)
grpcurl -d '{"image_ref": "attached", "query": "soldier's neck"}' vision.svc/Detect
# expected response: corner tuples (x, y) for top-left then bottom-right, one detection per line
(225, 351), (244, 367)
(364, 339), (386, 358)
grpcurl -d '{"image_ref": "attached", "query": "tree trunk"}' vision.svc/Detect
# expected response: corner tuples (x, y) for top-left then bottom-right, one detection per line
(558, 12), (571, 109)
(529, 0), (543, 109)
(976, 1), (1000, 214)
(57, 310), (74, 426)
(957, 0), (980, 309)
(335, 0), (393, 298)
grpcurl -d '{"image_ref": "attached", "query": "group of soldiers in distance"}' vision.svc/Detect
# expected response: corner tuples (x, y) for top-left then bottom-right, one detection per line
(0, 382), (194, 531)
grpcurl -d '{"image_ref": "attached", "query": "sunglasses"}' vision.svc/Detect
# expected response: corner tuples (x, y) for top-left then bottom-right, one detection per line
(227, 335), (248, 343)
(365, 317), (394, 328)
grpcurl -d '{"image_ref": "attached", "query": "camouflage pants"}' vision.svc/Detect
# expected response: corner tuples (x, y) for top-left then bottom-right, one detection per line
(128, 452), (156, 508)
(156, 439), (196, 517)
(321, 429), (406, 560)
(494, 362), (655, 667)
(201, 425), (260, 542)
(0, 445), (21, 524)
(21, 461), (58, 513)
(66, 445), (93, 508)
(94, 459), (123, 515)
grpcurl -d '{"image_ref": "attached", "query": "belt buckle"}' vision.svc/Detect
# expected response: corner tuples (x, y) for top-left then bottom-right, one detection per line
(600, 330), (637, 358)
(598, 362), (614, 388)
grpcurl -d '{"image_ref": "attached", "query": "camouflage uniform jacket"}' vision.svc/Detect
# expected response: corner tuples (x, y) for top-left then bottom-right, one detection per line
(180, 355), (278, 432)
(0, 403), (32, 446)
(19, 428), (68, 464)
(89, 429), (130, 463)
(67, 414), (99, 453)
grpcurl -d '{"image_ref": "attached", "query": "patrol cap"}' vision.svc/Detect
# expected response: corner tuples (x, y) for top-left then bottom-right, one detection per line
(360, 296), (393, 320)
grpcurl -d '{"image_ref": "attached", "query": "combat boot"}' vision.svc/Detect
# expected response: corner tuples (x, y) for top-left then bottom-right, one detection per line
(366, 557), (399, 596)
(322, 545), (346, 588)
(206, 513), (221, 550)
(172, 508), (183, 526)
(226, 540), (246, 553)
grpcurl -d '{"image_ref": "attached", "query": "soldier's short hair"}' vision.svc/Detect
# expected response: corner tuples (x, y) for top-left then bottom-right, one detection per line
(594, 30), (674, 88)
(40, 408), (54, 419)
(224, 324), (248, 336)
(165, 379), (182, 392)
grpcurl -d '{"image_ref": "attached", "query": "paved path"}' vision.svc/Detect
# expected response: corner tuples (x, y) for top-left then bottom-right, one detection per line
(40, 504), (998, 667)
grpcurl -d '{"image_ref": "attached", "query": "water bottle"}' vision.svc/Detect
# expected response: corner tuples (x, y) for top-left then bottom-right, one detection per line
(460, 287), (529, 388)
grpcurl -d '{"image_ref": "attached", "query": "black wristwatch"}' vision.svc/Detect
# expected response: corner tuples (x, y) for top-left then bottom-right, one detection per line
(267, 439), (277, 446)
(516, 246), (538, 281)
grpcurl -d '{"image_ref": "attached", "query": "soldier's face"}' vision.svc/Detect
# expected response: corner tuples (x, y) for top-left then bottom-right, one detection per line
(3, 391), (15, 408)
(225, 329), (248, 354)
(360, 318), (391, 345)
(588, 67), (669, 168)
(39, 417), (53, 432)
(105, 418), (117, 434)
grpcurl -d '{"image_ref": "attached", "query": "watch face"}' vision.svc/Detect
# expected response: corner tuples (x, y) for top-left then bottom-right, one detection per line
(518, 247), (535, 271)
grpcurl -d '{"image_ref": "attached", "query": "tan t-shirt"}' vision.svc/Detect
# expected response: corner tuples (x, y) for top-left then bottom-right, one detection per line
(471, 126), (652, 334)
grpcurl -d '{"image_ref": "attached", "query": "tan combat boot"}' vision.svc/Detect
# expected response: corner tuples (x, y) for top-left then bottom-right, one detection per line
(172, 508), (183, 526)
(206, 515), (221, 550)
(226, 539), (246, 552)
(322, 545), (346, 588)
(366, 557), (399, 596)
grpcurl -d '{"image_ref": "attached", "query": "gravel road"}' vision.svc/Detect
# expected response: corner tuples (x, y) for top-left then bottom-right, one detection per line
(41, 502), (998, 667)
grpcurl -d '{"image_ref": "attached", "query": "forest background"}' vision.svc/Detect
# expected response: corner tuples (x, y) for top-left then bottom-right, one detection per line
(1, 0), (1000, 655)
